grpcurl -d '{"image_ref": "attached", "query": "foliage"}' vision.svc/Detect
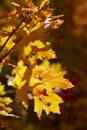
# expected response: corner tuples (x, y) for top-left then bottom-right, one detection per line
(0, 0), (73, 119)
(0, 84), (18, 117)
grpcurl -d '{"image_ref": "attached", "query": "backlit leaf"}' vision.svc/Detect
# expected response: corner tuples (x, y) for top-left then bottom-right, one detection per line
(39, 0), (50, 10)
(34, 91), (63, 118)
(30, 60), (73, 90)
(0, 85), (5, 96)
(29, 60), (73, 118)
(0, 0), (73, 119)
(0, 97), (12, 107)
(12, 60), (27, 89)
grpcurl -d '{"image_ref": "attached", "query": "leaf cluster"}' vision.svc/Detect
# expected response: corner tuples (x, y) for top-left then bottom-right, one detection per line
(0, 0), (73, 118)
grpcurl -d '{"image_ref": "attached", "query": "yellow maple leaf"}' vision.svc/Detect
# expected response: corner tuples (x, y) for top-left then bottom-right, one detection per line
(37, 48), (56, 60)
(0, 85), (12, 107)
(22, 40), (56, 66)
(0, 107), (19, 117)
(0, 107), (12, 116)
(2, 25), (14, 33)
(0, 35), (16, 61)
(0, 35), (15, 49)
(0, 84), (18, 117)
(0, 85), (5, 95)
(0, 97), (12, 107)
(30, 23), (41, 33)
(34, 91), (63, 118)
(30, 60), (73, 89)
(39, 0), (52, 18)
(24, 40), (45, 56)
(12, 60), (27, 89)
(39, 0), (50, 10)
(29, 60), (73, 118)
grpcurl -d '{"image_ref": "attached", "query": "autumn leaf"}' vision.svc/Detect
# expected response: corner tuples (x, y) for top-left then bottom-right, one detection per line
(23, 40), (45, 56)
(34, 91), (63, 118)
(12, 60), (27, 89)
(39, 0), (50, 10)
(17, 39), (56, 67)
(0, 107), (19, 117)
(0, 0), (73, 119)
(0, 35), (16, 61)
(0, 84), (17, 117)
(23, 40), (56, 60)
(0, 85), (5, 95)
(2, 25), (14, 34)
(0, 97), (12, 107)
(0, 84), (12, 107)
(29, 60), (73, 90)
(29, 60), (73, 118)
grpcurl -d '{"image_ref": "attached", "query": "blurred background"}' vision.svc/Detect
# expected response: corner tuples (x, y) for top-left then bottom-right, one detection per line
(0, 0), (87, 130)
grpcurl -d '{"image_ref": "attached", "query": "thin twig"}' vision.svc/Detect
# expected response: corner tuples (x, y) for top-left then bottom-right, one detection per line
(0, 18), (24, 62)
(0, 38), (22, 62)
(0, 17), (38, 62)
(4, 61), (17, 68)
(0, 18), (24, 53)
(5, 89), (16, 95)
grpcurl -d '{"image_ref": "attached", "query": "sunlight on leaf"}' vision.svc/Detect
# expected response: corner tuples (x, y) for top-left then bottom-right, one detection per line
(0, 85), (5, 96)
(0, 97), (12, 107)
(34, 91), (63, 118)
(12, 60), (27, 89)
(0, 0), (73, 119)
(30, 60), (73, 90)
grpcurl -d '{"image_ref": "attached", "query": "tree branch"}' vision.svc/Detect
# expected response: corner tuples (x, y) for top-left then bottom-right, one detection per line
(0, 18), (24, 53)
